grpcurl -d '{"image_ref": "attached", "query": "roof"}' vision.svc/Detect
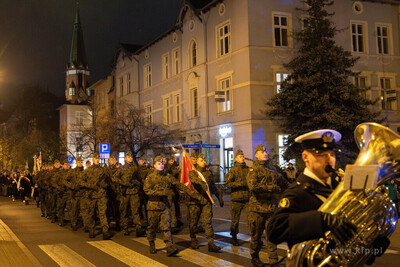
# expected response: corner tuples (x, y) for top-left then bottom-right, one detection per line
(69, 4), (88, 68)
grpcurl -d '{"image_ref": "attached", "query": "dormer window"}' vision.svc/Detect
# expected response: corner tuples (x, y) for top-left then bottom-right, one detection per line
(69, 88), (75, 96)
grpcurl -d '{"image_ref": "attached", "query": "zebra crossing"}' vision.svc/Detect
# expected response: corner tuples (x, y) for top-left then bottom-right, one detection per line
(37, 232), (285, 266)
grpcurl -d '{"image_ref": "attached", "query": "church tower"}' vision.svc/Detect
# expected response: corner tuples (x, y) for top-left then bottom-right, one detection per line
(65, 3), (90, 103)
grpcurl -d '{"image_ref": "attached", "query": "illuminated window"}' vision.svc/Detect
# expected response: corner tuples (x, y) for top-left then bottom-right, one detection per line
(173, 94), (181, 123)
(145, 104), (152, 126)
(75, 111), (83, 125)
(163, 97), (171, 125)
(217, 76), (232, 113)
(380, 77), (396, 110)
(276, 72), (288, 93)
(69, 88), (75, 96)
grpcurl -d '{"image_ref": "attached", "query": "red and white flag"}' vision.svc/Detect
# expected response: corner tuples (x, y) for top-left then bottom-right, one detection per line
(180, 146), (193, 190)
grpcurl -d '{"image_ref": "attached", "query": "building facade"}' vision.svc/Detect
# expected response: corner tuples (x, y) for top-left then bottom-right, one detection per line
(105, 0), (400, 180)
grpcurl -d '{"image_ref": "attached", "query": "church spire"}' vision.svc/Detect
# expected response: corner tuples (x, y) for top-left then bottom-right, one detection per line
(69, 1), (87, 68)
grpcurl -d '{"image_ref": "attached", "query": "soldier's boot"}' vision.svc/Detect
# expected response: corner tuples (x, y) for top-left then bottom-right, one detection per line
(51, 217), (57, 223)
(177, 220), (184, 227)
(136, 228), (146, 237)
(71, 224), (78, 231)
(103, 231), (112, 240)
(25, 200), (29, 205)
(123, 228), (130, 236)
(208, 241), (221, 252)
(36, 201), (39, 208)
(41, 213), (45, 217)
(149, 241), (156, 254)
(166, 244), (179, 257)
(231, 234), (240, 246)
(89, 229), (95, 238)
(59, 219), (65, 227)
(190, 238), (199, 249)
(251, 257), (265, 267)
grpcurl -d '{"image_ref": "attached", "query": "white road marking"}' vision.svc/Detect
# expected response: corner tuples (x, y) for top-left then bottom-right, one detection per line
(0, 219), (42, 266)
(133, 237), (244, 267)
(88, 240), (167, 267)
(39, 244), (95, 267)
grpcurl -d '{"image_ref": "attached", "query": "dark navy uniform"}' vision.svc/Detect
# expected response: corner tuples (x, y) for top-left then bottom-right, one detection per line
(267, 173), (338, 247)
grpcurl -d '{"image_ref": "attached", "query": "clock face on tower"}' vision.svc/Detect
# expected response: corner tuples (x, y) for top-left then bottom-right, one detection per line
(78, 90), (85, 99)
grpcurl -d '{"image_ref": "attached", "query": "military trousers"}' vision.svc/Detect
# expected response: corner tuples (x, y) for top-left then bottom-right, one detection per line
(189, 203), (214, 239)
(39, 190), (47, 215)
(230, 201), (248, 235)
(248, 211), (278, 260)
(120, 194), (142, 230)
(70, 195), (81, 227)
(48, 190), (57, 220)
(83, 196), (109, 233)
(147, 208), (172, 245)
(57, 192), (70, 222)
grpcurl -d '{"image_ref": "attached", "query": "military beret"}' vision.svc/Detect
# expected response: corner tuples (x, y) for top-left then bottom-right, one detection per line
(54, 159), (60, 164)
(154, 155), (163, 163)
(63, 159), (69, 164)
(85, 160), (91, 165)
(235, 149), (244, 157)
(109, 154), (115, 159)
(197, 153), (206, 160)
(139, 156), (145, 161)
(125, 151), (132, 157)
(295, 129), (341, 153)
(168, 156), (175, 161)
(93, 152), (100, 159)
(190, 152), (198, 158)
(76, 157), (83, 162)
(254, 144), (266, 154)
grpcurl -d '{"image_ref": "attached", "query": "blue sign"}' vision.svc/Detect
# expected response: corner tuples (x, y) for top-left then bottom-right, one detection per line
(183, 144), (200, 149)
(100, 143), (110, 153)
(202, 144), (220, 148)
(67, 156), (74, 164)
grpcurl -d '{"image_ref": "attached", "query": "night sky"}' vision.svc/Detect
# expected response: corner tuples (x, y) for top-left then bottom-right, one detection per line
(0, 0), (182, 106)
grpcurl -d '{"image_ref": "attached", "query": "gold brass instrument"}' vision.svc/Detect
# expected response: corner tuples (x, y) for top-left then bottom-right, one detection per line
(287, 122), (400, 266)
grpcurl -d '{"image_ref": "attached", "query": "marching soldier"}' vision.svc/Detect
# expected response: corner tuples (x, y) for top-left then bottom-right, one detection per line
(112, 151), (146, 237)
(57, 160), (72, 226)
(36, 163), (50, 217)
(143, 155), (183, 256)
(107, 155), (121, 231)
(70, 157), (84, 231)
(247, 144), (281, 266)
(225, 149), (250, 246)
(165, 156), (183, 228)
(137, 156), (149, 226)
(187, 153), (221, 252)
(49, 159), (62, 223)
(81, 152), (112, 239)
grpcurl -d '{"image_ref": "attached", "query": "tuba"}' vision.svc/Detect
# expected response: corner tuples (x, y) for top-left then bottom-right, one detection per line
(287, 122), (400, 266)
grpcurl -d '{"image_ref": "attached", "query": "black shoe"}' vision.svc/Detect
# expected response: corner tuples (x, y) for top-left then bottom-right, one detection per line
(149, 242), (156, 254)
(58, 221), (64, 227)
(190, 238), (199, 249)
(103, 231), (112, 240)
(71, 225), (78, 231)
(41, 213), (45, 217)
(51, 218), (57, 223)
(208, 242), (221, 252)
(166, 245), (179, 257)
(89, 230), (95, 238)
(136, 228), (146, 237)
(177, 220), (184, 227)
(36, 202), (39, 208)
(123, 228), (130, 236)
(231, 236), (240, 246)
(25, 201), (29, 205)
(251, 258), (264, 267)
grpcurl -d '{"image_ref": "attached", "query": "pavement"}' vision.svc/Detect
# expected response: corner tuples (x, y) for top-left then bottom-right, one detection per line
(0, 195), (399, 266)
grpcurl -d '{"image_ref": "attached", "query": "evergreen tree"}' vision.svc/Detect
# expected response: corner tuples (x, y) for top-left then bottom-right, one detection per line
(267, 0), (379, 165)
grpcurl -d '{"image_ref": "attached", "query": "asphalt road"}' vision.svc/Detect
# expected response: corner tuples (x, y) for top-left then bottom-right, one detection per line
(0, 195), (399, 266)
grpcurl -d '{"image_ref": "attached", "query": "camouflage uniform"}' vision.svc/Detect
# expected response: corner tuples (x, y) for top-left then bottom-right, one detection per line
(137, 161), (150, 224)
(187, 153), (221, 252)
(58, 164), (74, 226)
(144, 164), (182, 256)
(113, 161), (145, 236)
(247, 155), (280, 264)
(70, 163), (84, 230)
(107, 162), (120, 230)
(80, 158), (111, 239)
(36, 167), (50, 217)
(225, 157), (250, 244)
(165, 159), (182, 227)
(49, 163), (62, 222)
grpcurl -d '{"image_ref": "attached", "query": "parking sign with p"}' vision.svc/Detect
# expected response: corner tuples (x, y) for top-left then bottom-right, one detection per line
(100, 143), (110, 153)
